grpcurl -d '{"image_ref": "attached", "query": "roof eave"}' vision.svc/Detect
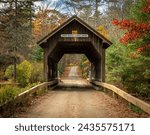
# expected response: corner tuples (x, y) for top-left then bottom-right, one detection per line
(37, 16), (112, 48)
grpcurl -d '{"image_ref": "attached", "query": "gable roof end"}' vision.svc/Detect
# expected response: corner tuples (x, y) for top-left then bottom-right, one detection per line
(37, 16), (112, 47)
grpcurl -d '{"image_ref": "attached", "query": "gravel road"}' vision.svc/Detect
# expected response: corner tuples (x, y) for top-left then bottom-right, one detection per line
(17, 66), (147, 118)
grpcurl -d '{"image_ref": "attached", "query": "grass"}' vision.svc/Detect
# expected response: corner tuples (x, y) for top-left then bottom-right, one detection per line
(0, 85), (20, 105)
(128, 103), (144, 114)
(0, 82), (41, 106)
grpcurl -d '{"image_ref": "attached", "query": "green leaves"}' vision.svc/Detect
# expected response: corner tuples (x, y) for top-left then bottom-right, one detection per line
(5, 60), (43, 86)
(0, 86), (20, 105)
(130, 0), (149, 22)
(31, 45), (43, 62)
(17, 60), (32, 86)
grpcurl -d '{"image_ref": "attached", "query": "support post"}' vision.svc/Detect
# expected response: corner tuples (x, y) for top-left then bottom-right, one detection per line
(95, 60), (101, 81)
(44, 51), (48, 82)
(42, 43), (49, 82)
(52, 62), (56, 79)
(90, 63), (95, 80)
(48, 59), (52, 81)
(101, 48), (106, 82)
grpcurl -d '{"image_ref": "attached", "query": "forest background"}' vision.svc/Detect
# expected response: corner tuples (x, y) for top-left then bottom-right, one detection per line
(0, 0), (149, 105)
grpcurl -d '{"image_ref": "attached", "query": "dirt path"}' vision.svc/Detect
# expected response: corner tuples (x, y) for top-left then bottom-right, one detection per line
(16, 66), (148, 118)
(68, 66), (78, 77)
(17, 88), (145, 118)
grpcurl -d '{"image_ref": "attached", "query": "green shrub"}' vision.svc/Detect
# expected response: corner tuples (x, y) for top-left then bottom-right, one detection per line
(5, 65), (14, 81)
(30, 62), (43, 83)
(5, 61), (44, 86)
(31, 45), (43, 61)
(128, 103), (143, 114)
(5, 60), (32, 86)
(17, 60), (32, 86)
(0, 85), (20, 105)
(80, 56), (90, 78)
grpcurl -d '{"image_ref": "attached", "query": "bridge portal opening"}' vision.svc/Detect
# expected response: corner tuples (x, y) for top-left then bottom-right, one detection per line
(58, 54), (90, 80)
(47, 41), (102, 82)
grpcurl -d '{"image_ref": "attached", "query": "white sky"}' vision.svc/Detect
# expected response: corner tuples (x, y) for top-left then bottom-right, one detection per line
(34, 0), (59, 7)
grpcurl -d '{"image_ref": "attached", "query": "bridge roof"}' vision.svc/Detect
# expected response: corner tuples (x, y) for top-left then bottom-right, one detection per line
(37, 16), (112, 47)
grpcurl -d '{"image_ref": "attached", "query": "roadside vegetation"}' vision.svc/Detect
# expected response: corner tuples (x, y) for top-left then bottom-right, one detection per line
(80, 0), (150, 101)
(0, 59), (43, 106)
(106, 0), (150, 101)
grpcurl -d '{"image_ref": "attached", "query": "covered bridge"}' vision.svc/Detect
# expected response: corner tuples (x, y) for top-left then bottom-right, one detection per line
(37, 16), (112, 82)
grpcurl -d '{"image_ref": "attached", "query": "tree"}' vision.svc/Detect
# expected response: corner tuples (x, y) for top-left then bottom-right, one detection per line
(99, 0), (136, 38)
(31, 45), (43, 62)
(64, 0), (103, 28)
(112, 0), (150, 54)
(96, 25), (109, 39)
(110, 0), (150, 98)
(105, 0), (135, 19)
(0, 0), (39, 82)
(32, 8), (68, 41)
(64, 0), (91, 16)
(31, 1), (68, 64)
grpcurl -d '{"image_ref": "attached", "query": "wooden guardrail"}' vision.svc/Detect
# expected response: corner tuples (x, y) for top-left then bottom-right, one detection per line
(18, 80), (58, 98)
(92, 81), (150, 115)
(0, 80), (58, 117)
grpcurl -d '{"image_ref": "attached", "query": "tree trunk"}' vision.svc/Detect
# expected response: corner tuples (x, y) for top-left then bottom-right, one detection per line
(14, 0), (17, 83)
(14, 57), (17, 83)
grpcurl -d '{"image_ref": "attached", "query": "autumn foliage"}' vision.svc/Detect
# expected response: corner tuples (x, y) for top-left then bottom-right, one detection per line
(142, 0), (150, 12)
(112, 0), (150, 56)
(112, 0), (150, 45)
(112, 19), (149, 45)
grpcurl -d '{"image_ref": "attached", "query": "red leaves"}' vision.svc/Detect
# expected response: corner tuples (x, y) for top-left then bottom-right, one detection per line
(142, 3), (150, 13)
(119, 31), (142, 45)
(119, 19), (133, 29)
(142, 0), (150, 13)
(129, 45), (149, 59)
(136, 44), (150, 53)
(112, 19), (119, 25)
(112, 19), (135, 28)
(112, 0), (150, 45)
(139, 23), (149, 31)
(112, 19), (149, 31)
(112, 18), (149, 45)
(137, 47), (144, 53)
(112, 1), (150, 56)
(129, 53), (138, 59)
(147, 0), (150, 3)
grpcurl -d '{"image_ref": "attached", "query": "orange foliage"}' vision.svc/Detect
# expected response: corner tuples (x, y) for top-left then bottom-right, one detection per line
(96, 25), (110, 39)
(32, 10), (68, 41)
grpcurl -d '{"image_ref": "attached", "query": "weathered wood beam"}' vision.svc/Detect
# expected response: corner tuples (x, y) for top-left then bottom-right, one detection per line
(92, 81), (150, 115)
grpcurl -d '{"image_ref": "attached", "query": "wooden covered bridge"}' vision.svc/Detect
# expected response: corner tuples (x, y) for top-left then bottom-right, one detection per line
(37, 16), (112, 82)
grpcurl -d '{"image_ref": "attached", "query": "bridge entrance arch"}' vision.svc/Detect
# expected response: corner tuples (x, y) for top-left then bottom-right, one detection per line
(37, 16), (112, 82)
